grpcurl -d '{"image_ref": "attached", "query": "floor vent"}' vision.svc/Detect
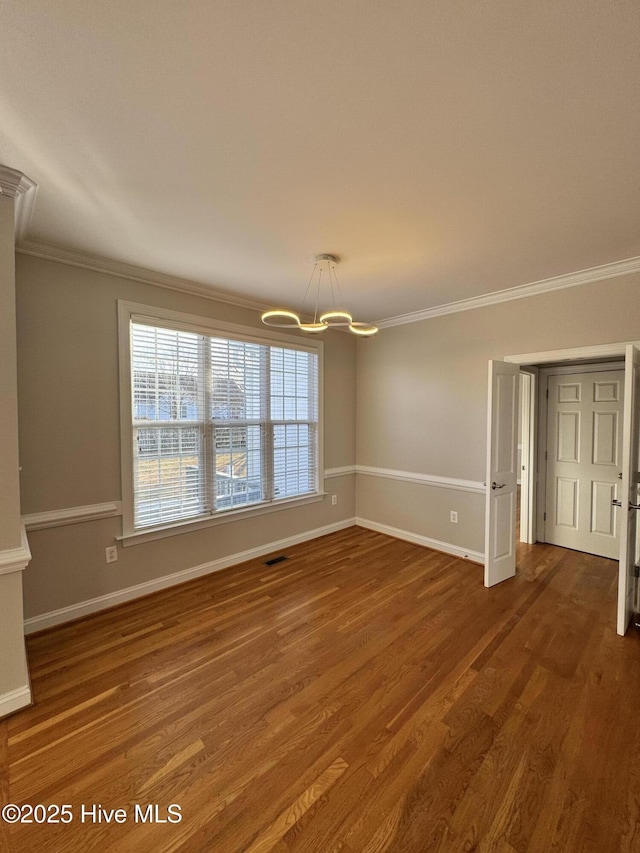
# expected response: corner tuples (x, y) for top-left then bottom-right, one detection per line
(264, 555), (288, 566)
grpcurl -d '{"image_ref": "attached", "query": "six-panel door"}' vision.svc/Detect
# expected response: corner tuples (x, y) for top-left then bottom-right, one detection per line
(544, 370), (624, 559)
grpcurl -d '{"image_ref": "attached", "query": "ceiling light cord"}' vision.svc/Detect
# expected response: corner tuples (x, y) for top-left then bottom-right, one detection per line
(330, 261), (346, 310)
(329, 261), (337, 310)
(298, 261), (319, 321)
(315, 266), (323, 323)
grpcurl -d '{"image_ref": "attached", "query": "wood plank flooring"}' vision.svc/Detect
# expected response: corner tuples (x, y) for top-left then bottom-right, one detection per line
(3, 526), (640, 852)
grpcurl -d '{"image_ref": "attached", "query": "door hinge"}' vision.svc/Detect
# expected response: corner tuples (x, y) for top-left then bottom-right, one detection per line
(634, 565), (640, 578)
(543, 512), (547, 521)
(545, 450), (548, 461)
(546, 388), (549, 399)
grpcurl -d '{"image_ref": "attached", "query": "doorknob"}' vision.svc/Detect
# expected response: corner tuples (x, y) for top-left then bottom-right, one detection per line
(491, 482), (506, 490)
(611, 499), (640, 510)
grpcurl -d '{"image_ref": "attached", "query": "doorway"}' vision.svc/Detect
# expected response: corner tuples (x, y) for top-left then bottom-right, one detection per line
(486, 341), (640, 635)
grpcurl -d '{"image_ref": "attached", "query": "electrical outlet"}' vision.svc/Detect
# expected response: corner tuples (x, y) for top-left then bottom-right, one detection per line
(331, 495), (338, 506)
(105, 545), (118, 564)
(450, 511), (458, 524)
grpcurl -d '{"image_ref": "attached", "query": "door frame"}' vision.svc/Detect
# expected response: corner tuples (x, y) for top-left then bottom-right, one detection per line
(536, 361), (625, 545)
(618, 344), (640, 634)
(519, 369), (537, 544)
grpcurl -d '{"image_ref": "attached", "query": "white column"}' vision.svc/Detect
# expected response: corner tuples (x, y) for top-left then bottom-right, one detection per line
(0, 164), (36, 717)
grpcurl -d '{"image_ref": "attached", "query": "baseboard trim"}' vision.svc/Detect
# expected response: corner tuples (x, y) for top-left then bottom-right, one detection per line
(356, 517), (485, 565)
(0, 684), (32, 719)
(24, 517), (357, 634)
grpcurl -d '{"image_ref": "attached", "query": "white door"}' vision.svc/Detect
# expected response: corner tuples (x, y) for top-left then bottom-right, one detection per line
(544, 369), (624, 559)
(485, 360), (519, 587)
(617, 345), (640, 635)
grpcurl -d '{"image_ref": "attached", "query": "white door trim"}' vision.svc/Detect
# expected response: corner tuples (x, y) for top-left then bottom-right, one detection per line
(538, 362), (625, 377)
(617, 344), (640, 635)
(505, 341), (640, 365)
(519, 370), (537, 544)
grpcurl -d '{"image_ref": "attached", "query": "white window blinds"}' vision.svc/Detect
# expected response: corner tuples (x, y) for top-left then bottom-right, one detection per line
(131, 321), (319, 531)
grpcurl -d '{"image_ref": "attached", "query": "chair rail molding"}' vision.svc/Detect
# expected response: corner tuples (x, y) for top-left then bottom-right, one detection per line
(22, 502), (122, 531)
(325, 465), (357, 478)
(356, 465), (485, 494)
(0, 526), (32, 576)
(0, 164), (37, 242)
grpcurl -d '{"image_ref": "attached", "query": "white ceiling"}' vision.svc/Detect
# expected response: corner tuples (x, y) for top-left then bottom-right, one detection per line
(1, 1), (639, 323)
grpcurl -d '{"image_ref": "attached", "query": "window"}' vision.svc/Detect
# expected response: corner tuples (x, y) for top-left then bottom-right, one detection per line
(119, 303), (322, 538)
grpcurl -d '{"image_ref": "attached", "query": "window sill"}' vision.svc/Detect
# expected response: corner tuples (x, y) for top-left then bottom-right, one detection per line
(117, 492), (327, 547)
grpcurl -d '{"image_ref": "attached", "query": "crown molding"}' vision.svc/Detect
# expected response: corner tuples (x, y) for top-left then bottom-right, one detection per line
(16, 235), (640, 327)
(0, 164), (38, 243)
(376, 256), (640, 328)
(16, 239), (273, 314)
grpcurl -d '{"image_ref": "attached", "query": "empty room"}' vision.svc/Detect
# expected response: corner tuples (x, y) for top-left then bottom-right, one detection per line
(1, 2), (640, 851)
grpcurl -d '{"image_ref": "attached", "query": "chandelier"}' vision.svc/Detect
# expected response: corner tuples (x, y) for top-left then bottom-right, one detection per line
(261, 254), (378, 337)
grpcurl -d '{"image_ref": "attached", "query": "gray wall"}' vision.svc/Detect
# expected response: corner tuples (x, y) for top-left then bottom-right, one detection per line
(356, 274), (640, 553)
(16, 254), (357, 619)
(16, 253), (640, 623)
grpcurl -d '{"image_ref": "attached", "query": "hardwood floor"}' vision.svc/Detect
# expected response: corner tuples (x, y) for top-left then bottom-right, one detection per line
(3, 526), (640, 852)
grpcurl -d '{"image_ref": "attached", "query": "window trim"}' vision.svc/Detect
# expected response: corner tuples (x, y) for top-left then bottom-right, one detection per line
(117, 301), (324, 543)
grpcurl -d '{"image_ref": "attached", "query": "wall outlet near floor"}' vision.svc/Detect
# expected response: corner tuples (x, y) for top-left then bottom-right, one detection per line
(450, 511), (458, 523)
(105, 545), (118, 564)
(331, 495), (338, 506)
